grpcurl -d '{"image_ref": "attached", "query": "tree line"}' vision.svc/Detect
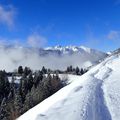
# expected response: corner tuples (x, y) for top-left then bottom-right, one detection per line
(0, 65), (88, 120)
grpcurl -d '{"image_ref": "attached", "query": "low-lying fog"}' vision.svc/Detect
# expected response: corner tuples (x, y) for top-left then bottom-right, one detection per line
(0, 45), (106, 72)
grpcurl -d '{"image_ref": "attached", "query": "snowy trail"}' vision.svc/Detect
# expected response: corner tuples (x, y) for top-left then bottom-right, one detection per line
(91, 78), (112, 120)
(95, 80), (111, 120)
(18, 55), (120, 120)
(82, 64), (113, 120)
(89, 59), (113, 120)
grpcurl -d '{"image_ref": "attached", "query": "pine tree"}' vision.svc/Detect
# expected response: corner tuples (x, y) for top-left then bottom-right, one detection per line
(66, 66), (70, 72)
(0, 98), (10, 120)
(23, 92), (34, 112)
(18, 66), (23, 75)
(51, 74), (62, 93)
(14, 90), (23, 117)
(69, 65), (73, 72)
(24, 67), (31, 76)
(19, 76), (28, 103)
(33, 71), (43, 88)
(27, 73), (34, 91)
(75, 67), (80, 75)
(80, 68), (84, 75)
(41, 66), (47, 74)
(0, 71), (10, 102)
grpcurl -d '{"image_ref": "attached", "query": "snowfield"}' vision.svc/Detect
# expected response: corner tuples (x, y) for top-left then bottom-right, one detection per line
(18, 53), (120, 120)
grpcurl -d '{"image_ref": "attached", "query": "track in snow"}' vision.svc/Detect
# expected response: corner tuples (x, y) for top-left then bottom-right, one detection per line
(93, 79), (112, 120)
(89, 65), (112, 120)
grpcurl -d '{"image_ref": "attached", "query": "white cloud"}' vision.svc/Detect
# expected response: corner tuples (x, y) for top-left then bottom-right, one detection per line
(0, 5), (16, 27)
(107, 30), (120, 40)
(27, 33), (47, 48)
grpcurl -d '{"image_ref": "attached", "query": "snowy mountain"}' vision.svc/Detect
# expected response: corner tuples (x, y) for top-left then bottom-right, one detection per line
(44, 45), (106, 56)
(0, 45), (107, 71)
(18, 49), (120, 120)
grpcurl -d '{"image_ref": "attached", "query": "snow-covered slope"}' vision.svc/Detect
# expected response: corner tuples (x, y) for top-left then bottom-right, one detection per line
(0, 45), (107, 71)
(18, 52), (120, 120)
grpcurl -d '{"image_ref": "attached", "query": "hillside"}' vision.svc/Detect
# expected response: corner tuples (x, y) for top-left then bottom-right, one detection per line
(18, 50), (120, 120)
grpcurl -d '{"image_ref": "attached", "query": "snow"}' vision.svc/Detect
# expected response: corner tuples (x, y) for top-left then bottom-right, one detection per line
(80, 46), (91, 53)
(8, 76), (22, 84)
(44, 45), (106, 56)
(18, 53), (120, 120)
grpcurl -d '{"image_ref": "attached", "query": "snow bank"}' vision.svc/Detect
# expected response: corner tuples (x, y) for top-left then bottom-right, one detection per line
(18, 54), (120, 120)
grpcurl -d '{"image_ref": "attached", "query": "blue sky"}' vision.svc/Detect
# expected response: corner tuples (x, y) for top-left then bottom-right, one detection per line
(0, 0), (120, 51)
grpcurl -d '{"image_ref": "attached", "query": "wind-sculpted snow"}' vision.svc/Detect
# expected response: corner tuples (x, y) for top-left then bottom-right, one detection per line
(18, 54), (120, 120)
